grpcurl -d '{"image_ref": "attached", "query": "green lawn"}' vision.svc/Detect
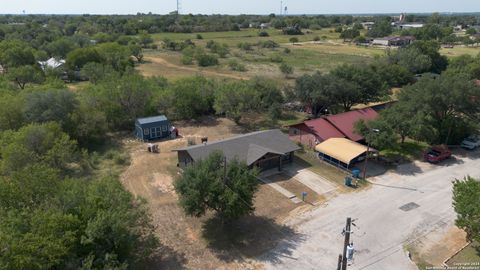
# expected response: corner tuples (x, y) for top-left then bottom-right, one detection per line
(447, 242), (480, 267)
(380, 139), (429, 163)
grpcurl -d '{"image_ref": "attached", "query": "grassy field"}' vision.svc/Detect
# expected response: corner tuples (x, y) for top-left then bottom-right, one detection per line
(139, 28), (480, 82)
(151, 28), (343, 46)
(139, 28), (383, 81)
(441, 46), (480, 58)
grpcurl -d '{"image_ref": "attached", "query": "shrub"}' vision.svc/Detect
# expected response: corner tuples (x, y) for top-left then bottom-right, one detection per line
(270, 54), (284, 63)
(207, 41), (229, 58)
(279, 62), (294, 77)
(196, 34), (203, 39)
(196, 54), (219, 67)
(206, 40), (216, 49)
(260, 40), (279, 49)
(228, 60), (247, 72)
(289, 37), (299, 44)
(283, 26), (304, 35)
(237, 42), (254, 51)
(283, 48), (291, 54)
(258, 31), (270, 37)
(313, 36), (320, 41)
(181, 55), (194, 65)
(268, 103), (282, 121)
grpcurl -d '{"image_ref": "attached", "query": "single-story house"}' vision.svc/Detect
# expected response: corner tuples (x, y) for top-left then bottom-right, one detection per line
(315, 138), (378, 170)
(372, 36), (415, 47)
(392, 23), (424, 30)
(174, 129), (300, 171)
(289, 107), (379, 147)
(135, 115), (176, 141)
(361, 22), (375, 30)
(38, 57), (66, 70)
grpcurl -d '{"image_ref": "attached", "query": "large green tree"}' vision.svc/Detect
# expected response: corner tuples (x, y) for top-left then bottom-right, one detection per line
(7, 65), (45, 89)
(175, 151), (259, 221)
(453, 176), (480, 243)
(385, 73), (480, 144)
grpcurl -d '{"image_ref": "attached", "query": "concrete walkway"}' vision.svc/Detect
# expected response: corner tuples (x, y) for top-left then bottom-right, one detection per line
(284, 164), (337, 196)
(257, 176), (302, 204)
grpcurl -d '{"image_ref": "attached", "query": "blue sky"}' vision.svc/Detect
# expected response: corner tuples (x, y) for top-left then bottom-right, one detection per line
(2, 0), (480, 15)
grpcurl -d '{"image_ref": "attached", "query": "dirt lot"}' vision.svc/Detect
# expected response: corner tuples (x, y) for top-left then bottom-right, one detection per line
(120, 117), (317, 269)
(407, 224), (468, 269)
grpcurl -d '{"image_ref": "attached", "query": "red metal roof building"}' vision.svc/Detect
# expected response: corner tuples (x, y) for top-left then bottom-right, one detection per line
(288, 108), (379, 148)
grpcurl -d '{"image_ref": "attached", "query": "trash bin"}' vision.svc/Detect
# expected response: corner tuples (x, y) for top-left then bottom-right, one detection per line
(345, 176), (352, 186)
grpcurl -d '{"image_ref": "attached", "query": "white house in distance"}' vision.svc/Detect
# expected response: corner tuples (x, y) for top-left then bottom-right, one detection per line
(38, 57), (66, 71)
(361, 22), (375, 30)
(372, 36), (415, 47)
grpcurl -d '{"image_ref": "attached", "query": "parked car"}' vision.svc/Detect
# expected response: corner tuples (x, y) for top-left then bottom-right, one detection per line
(461, 135), (480, 150)
(424, 146), (452, 163)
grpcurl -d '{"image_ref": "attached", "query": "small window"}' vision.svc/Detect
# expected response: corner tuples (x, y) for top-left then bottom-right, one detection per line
(144, 128), (149, 135)
(162, 125), (168, 132)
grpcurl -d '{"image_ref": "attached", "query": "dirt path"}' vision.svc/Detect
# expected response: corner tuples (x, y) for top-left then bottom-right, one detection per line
(142, 55), (250, 80)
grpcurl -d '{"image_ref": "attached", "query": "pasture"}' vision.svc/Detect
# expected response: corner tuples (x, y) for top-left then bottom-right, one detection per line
(138, 28), (480, 81)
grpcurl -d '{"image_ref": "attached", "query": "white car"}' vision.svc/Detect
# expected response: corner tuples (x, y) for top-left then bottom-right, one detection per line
(461, 135), (480, 150)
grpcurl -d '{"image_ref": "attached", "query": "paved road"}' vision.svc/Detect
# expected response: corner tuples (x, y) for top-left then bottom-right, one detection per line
(260, 152), (480, 270)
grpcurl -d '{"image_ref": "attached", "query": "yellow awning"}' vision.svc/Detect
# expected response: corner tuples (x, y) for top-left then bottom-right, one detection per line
(315, 138), (374, 164)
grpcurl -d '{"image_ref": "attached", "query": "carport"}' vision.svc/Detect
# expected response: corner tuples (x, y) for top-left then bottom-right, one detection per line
(315, 138), (377, 170)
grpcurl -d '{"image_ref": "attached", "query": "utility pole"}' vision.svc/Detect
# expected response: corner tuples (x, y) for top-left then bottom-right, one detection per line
(280, 1), (283, 16)
(176, 0), (180, 15)
(341, 217), (352, 270)
(336, 254), (343, 270)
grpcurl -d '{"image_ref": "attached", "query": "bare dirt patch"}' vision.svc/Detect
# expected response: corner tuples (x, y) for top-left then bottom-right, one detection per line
(408, 225), (468, 268)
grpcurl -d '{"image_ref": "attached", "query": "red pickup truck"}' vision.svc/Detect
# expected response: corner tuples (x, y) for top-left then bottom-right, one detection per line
(424, 146), (452, 163)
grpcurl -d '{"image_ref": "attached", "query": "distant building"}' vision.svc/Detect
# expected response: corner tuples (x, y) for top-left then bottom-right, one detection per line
(260, 23), (271, 29)
(372, 36), (415, 47)
(392, 23), (424, 30)
(38, 57), (66, 70)
(135, 115), (176, 141)
(174, 129), (300, 171)
(361, 22), (375, 30)
(453, 25), (464, 32)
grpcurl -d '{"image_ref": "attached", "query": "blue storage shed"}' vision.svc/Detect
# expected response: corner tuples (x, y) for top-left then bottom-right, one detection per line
(135, 115), (172, 141)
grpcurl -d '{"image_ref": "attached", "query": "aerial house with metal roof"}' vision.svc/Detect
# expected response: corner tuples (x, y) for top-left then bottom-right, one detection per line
(135, 115), (176, 141)
(174, 129), (300, 171)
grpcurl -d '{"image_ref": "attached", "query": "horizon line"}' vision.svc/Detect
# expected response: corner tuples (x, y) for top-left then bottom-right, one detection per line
(1, 11), (480, 16)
